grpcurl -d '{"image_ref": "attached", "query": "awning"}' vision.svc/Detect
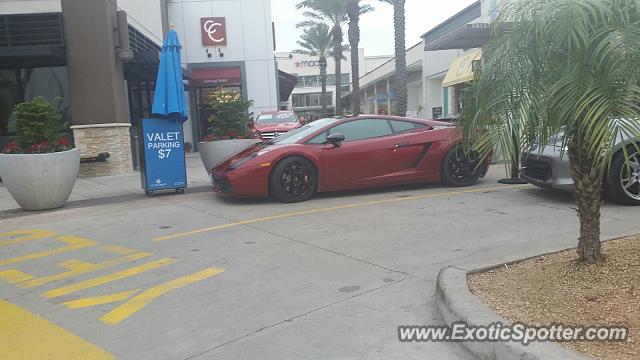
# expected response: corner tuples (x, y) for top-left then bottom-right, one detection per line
(278, 70), (297, 102)
(442, 49), (482, 88)
(191, 67), (242, 86)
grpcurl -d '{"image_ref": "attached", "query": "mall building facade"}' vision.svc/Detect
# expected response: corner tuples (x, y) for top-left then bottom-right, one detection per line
(276, 49), (391, 119)
(347, 0), (509, 120)
(0, 0), (281, 176)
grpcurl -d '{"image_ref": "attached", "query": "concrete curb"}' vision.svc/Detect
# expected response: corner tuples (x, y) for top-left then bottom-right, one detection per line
(435, 266), (592, 360)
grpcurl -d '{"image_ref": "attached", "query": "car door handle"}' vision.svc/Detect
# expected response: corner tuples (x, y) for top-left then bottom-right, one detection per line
(394, 142), (411, 149)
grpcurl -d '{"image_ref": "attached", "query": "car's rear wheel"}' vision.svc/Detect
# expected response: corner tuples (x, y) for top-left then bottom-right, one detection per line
(607, 147), (640, 205)
(269, 156), (317, 203)
(441, 145), (483, 187)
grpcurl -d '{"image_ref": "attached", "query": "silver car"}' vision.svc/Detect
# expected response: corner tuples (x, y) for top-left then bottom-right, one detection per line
(521, 132), (640, 205)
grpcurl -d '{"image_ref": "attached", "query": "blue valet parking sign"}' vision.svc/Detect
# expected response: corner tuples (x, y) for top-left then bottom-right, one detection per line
(140, 118), (187, 193)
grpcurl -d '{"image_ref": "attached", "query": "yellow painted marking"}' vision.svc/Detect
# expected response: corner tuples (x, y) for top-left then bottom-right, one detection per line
(153, 185), (527, 242)
(0, 237), (96, 266)
(63, 289), (140, 309)
(60, 259), (95, 271)
(0, 299), (115, 360)
(21, 252), (152, 288)
(43, 258), (176, 299)
(0, 229), (56, 247)
(0, 269), (34, 284)
(102, 245), (137, 255)
(101, 267), (225, 325)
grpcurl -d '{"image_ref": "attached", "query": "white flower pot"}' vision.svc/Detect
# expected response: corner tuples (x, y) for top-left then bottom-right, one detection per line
(0, 148), (80, 211)
(198, 139), (261, 176)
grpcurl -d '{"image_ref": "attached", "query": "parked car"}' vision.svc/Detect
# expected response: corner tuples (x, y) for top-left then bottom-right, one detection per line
(521, 129), (640, 205)
(212, 115), (489, 202)
(250, 110), (303, 141)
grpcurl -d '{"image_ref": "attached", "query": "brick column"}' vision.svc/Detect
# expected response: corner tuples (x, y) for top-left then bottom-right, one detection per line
(70, 124), (133, 177)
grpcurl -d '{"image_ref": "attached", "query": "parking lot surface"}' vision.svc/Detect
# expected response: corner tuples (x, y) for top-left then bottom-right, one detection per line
(1, 165), (639, 360)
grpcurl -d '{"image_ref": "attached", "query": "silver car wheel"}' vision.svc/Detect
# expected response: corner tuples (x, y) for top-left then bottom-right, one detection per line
(620, 152), (640, 201)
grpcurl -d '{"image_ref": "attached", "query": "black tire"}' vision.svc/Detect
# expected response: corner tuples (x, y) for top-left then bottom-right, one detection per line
(441, 145), (483, 187)
(606, 147), (640, 206)
(269, 156), (317, 203)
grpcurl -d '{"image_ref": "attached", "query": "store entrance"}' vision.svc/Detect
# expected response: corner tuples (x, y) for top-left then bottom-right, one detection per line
(195, 86), (241, 141)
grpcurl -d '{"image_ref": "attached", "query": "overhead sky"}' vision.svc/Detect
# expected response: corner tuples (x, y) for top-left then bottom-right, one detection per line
(272, 0), (478, 56)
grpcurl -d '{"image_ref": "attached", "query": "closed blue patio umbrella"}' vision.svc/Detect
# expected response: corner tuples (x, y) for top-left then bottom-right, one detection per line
(140, 25), (188, 196)
(152, 26), (187, 121)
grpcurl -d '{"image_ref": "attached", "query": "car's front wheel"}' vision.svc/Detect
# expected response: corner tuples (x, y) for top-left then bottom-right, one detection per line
(269, 156), (317, 203)
(441, 145), (483, 187)
(607, 147), (640, 205)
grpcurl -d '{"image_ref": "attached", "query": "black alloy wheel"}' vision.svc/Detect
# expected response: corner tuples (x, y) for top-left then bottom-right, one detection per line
(442, 145), (483, 187)
(269, 156), (317, 202)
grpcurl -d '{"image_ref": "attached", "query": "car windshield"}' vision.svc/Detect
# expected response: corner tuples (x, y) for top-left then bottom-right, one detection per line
(269, 118), (338, 145)
(256, 112), (297, 124)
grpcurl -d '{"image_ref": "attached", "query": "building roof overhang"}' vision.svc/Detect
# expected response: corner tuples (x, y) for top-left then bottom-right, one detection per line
(0, 45), (66, 69)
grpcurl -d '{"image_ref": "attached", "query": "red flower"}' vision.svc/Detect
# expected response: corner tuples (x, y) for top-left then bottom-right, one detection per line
(2, 142), (21, 154)
(57, 137), (71, 146)
(227, 130), (238, 138)
(29, 141), (50, 153)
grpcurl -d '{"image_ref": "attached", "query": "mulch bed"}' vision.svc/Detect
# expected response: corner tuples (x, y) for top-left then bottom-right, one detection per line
(468, 235), (639, 360)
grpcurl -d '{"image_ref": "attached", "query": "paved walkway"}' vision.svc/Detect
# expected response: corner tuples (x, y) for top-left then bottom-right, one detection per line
(0, 153), (211, 213)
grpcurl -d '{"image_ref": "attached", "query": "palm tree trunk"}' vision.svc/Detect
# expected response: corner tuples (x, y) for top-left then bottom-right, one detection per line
(392, 0), (407, 116)
(568, 133), (603, 263)
(333, 26), (343, 116)
(347, 0), (361, 116)
(320, 57), (328, 117)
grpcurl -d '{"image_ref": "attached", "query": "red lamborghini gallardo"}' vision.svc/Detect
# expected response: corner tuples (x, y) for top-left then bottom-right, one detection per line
(211, 116), (488, 202)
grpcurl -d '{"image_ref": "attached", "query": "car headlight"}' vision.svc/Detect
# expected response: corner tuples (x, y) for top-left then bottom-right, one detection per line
(228, 153), (257, 170)
(256, 149), (272, 157)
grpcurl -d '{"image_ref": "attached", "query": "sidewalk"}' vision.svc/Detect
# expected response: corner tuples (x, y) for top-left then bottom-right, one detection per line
(0, 153), (212, 213)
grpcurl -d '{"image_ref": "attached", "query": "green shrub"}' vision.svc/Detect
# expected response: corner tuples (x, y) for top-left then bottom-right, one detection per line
(206, 89), (254, 140)
(3, 97), (71, 154)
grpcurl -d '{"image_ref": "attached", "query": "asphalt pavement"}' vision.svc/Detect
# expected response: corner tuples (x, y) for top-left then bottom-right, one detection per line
(1, 165), (639, 360)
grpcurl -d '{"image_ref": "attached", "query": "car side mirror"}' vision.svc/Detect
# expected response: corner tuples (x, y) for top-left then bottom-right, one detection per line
(326, 133), (345, 148)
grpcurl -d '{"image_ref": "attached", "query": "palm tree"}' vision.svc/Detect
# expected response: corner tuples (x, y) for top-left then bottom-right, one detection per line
(297, 0), (348, 116)
(294, 24), (333, 117)
(459, 0), (640, 263)
(346, 0), (373, 116)
(380, 0), (407, 116)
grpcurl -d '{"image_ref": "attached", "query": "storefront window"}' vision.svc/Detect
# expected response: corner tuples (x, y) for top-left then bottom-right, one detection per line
(292, 94), (305, 107)
(0, 67), (69, 137)
(305, 93), (320, 107)
(341, 73), (350, 85)
(305, 75), (319, 87)
(291, 92), (332, 108)
(326, 74), (336, 86)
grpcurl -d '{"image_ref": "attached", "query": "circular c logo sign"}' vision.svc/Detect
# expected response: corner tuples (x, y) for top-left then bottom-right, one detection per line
(203, 20), (225, 43)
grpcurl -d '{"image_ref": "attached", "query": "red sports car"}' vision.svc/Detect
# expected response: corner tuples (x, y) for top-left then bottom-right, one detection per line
(212, 116), (488, 202)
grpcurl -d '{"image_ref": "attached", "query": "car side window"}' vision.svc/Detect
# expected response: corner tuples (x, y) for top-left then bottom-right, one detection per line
(388, 120), (427, 134)
(327, 119), (393, 142)
(307, 131), (328, 144)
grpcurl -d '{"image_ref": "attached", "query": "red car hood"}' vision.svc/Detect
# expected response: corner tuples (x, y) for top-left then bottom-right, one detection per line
(254, 122), (299, 132)
(214, 143), (295, 171)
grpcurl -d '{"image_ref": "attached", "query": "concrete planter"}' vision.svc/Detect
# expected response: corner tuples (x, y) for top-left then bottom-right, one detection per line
(0, 148), (80, 211)
(198, 139), (261, 177)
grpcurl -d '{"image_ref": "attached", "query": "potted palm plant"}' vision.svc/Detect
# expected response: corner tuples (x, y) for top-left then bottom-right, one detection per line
(0, 97), (79, 210)
(198, 89), (260, 175)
